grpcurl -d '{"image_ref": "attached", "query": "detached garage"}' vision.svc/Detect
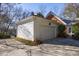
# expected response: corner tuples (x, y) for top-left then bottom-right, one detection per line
(16, 16), (57, 42)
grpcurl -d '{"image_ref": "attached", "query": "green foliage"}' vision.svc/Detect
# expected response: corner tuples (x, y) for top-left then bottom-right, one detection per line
(72, 23), (79, 33)
(57, 24), (68, 37)
(0, 32), (10, 39)
(58, 24), (66, 33)
(72, 24), (79, 33)
(72, 31), (79, 40)
(36, 12), (44, 18)
(16, 37), (42, 46)
(72, 23), (79, 40)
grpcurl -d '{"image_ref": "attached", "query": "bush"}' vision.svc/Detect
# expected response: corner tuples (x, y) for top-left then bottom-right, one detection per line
(58, 24), (66, 32)
(57, 24), (68, 38)
(72, 31), (79, 40)
(16, 37), (42, 46)
(36, 12), (44, 18)
(72, 24), (79, 33)
(0, 32), (10, 39)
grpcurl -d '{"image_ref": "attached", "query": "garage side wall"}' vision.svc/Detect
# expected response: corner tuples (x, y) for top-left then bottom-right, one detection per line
(34, 17), (57, 41)
(17, 21), (34, 41)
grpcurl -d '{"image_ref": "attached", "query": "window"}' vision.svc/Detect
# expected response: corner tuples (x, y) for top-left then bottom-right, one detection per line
(69, 27), (71, 33)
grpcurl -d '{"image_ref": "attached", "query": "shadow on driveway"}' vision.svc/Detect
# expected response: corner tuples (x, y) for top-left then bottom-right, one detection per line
(42, 38), (79, 47)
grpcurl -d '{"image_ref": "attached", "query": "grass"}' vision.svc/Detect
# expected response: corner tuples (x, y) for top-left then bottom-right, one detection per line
(16, 37), (42, 46)
(0, 32), (10, 39)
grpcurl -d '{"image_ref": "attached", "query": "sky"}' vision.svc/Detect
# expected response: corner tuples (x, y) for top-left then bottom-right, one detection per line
(19, 3), (66, 16)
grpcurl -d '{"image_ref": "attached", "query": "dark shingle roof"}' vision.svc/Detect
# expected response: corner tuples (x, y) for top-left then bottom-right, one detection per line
(46, 11), (56, 18)
(63, 19), (72, 24)
(62, 18), (75, 24)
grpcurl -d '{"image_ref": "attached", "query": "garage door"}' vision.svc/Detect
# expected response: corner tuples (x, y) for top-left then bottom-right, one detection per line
(39, 25), (57, 40)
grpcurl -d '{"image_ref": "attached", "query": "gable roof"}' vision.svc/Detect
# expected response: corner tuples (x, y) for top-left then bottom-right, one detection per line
(46, 11), (76, 25)
(46, 11), (67, 25)
(16, 16), (57, 25)
(16, 16), (34, 25)
(46, 11), (55, 20)
(46, 11), (56, 16)
(53, 16), (67, 25)
(17, 11), (74, 26)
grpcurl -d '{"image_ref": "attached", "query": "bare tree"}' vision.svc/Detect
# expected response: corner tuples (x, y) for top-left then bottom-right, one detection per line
(0, 3), (29, 35)
(62, 3), (79, 20)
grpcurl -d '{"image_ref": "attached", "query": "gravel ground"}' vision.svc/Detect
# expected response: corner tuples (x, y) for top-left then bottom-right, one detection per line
(0, 38), (79, 56)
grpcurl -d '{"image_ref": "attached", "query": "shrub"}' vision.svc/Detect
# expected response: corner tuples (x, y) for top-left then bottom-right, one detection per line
(57, 24), (68, 38)
(72, 24), (79, 33)
(0, 32), (10, 39)
(36, 12), (44, 18)
(16, 37), (42, 46)
(72, 31), (79, 40)
(58, 24), (66, 32)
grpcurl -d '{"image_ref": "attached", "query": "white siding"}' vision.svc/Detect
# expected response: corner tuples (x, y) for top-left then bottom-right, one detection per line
(34, 17), (57, 41)
(17, 21), (34, 41)
(17, 16), (57, 41)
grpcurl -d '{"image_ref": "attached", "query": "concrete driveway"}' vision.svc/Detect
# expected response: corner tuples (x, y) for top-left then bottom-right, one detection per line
(43, 38), (79, 47)
(0, 38), (79, 56)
